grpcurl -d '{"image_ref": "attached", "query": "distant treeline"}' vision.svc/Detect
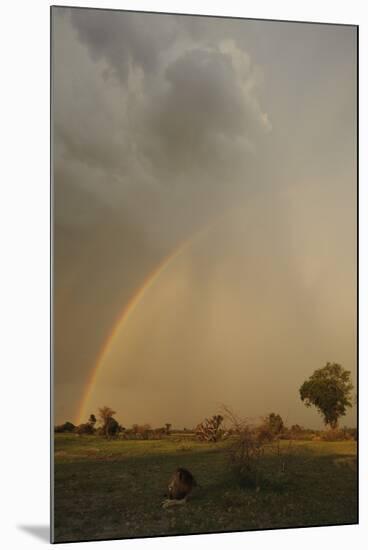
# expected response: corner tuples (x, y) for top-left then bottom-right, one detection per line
(54, 409), (357, 442)
(54, 407), (176, 439)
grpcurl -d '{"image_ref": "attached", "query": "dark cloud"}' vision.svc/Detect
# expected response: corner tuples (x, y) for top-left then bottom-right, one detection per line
(70, 9), (178, 81)
(58, 8), (270, 184)
(53, 7), (272, 248)
(148, 46), (266, 173)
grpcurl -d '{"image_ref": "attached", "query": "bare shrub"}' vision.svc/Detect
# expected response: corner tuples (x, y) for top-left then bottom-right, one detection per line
(227, 424), (266, 489)
(195, 415), (224, 442)
(222, 406), (294, 492)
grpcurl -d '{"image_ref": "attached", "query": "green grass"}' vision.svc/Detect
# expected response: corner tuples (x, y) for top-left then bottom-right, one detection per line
(53, 434), (357, 543)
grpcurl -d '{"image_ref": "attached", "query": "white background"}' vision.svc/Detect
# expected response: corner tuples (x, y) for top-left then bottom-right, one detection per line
(0, 0), (366, 548)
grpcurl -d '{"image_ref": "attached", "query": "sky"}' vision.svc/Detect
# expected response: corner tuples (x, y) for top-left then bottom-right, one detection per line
(52, 7), (357, 430)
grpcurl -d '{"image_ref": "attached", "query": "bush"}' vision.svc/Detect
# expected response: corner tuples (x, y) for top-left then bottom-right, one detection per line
(152, 427), (167, 439)
(320, 428), (354, 442)
(344, 427), (358, 441)
(131, 424), (153, 440)
(256, 422), (276, 444)
(54, 421), (76, 433)
(75, 422), (96, 435)
(288, 425), (317, 441)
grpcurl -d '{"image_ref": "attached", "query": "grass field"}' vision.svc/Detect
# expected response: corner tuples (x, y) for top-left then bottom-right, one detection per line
(53, 434), (357, 543)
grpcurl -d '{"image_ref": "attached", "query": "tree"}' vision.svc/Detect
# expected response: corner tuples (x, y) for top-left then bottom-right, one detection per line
(299, 362), (353, 429)
(98, 406), (118, 438)
(98, 406), (116, 425)
(165, 423), (172, 435)
(88, 414), (97, 427)
(104, 416), (120, 439)
(266, 413), (284, 435)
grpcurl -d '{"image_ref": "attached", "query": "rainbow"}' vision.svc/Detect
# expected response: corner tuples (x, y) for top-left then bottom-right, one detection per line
(75, 203), (244, 424)
(76, 226), (212, 424)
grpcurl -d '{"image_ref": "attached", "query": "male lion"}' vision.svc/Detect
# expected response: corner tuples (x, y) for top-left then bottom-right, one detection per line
(162, 467), (197, 508)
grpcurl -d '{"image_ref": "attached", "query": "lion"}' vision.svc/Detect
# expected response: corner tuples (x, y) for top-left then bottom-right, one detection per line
(162, 467), (197, 508)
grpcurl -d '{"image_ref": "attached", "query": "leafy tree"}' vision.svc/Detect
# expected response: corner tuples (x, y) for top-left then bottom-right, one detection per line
(98, 406), (118, 438)
(98, 406), (116, 425)
(299, 362), (353, 429)
(104, 416), (120, 439)
(88, 414), (97, 427)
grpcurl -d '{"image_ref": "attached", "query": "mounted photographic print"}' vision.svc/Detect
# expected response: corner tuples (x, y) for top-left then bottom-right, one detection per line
(51, 5), (358, 544)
